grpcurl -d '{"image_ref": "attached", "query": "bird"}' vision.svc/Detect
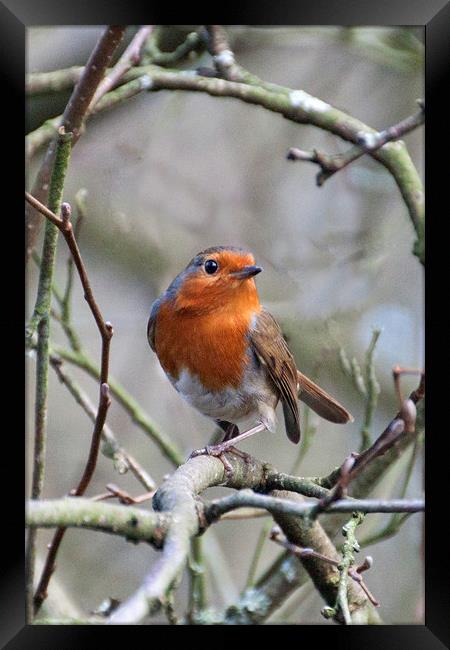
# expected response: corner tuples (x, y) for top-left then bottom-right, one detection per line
(147, 246), (353, 475)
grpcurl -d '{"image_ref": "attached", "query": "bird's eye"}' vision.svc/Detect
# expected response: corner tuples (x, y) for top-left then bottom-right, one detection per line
(204, 259), (219, 274)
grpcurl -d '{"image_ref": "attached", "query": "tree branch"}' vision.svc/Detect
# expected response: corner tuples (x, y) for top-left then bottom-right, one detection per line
(26, 192), (115, 614)
(143, 28), (202, 66)
(25, 128), (73, 622)
(26, 25), (126, 264)
(224, 379), (424, 624)
(28, 189), (184, 468)
(26, 61), (424, 263)
(90, 26), (153, 106)
(206, 493), (423, 521)
(27, 498), (169, 544)
(287, 101), (425, 187)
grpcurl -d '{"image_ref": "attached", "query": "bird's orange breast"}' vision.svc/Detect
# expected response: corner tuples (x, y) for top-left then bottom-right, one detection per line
(155, 293), (262, 392)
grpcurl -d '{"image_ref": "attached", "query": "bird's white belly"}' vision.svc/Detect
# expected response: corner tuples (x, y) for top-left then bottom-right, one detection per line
(169, 365), (278, 431)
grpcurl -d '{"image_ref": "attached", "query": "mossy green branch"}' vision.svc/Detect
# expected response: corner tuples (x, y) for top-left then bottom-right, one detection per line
(334, 512), (365, 624)
(26, 128), (73, 621)
(27, 498), (169, 544)
(26, 129), (73, 341)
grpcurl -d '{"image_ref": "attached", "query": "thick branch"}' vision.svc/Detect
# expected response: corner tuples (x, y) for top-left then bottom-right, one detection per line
(27, 498), (169, 544)
(107, 457), (222, 623)
(107, 448), (410, 624)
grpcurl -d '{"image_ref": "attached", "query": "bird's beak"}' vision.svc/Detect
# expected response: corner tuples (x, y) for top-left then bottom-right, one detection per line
(231, 265), (263, 279)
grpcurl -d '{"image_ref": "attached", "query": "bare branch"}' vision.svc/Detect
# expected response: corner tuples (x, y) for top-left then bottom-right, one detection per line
(90, 26), (153, 107)
(26, 25), (126, 263)
(205, 25), (243, 81)
(27, 62), (424, 263)
(206, 492), (424, 522)
(228, 384), (424, 624)
(287, 101), (425, 187)
(315, 373), (425, 514)
(26, 192), (115, 614)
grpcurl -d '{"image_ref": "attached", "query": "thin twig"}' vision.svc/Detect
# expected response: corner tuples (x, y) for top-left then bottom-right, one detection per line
(359, 435), (422, 548)
(60, 189), (87, 336)
(90, 26), (153, 107)
(32, 247), (82, 351)
(205, 492), (424, 523)
(50, 342), (156, 484)
(230, 397), (424, 624)
(25, 192), (114, 376)
(50, 356), (152, 487)
(316, 372), (425, 516)
(270, 525), (378, 613)
(339, 328), (382, 452)
(143, 28), (202, 66)
(29, 191), (184, 468)
(287, 101), (425, 186)
(347, 373), (424, 481)
(360, 329), (382, 450)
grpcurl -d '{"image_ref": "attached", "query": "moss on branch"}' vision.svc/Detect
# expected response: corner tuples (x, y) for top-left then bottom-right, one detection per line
(27, 498), (169, 544)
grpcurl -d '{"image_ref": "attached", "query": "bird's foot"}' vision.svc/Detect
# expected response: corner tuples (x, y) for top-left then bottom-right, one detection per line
(188, 443), (241, 480)
(226, 445), (252, 465)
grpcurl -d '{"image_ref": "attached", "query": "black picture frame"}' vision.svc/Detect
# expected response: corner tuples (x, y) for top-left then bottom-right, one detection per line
(7, 0), (447, 646)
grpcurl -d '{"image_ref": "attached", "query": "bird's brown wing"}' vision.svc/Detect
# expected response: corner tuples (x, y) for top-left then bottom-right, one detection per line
(147, 297), (162, 352)
(250, 310), (354, 441)
(250, 309), (301, 443)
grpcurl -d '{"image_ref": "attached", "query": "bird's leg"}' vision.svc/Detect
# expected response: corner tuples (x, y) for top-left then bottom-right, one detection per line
(215, 420), (252, 463)
(217, 420), (240, 442)
(217, 420), (255, 463)
(189, 423), (266, 479)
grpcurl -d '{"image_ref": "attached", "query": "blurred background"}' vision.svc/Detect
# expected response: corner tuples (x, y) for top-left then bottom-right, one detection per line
(26, 26), (424, 624)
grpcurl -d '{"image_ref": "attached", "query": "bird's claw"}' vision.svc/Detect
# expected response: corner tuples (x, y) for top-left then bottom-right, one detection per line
(188, 446), (208, 459)
(188, 444), (235, 480)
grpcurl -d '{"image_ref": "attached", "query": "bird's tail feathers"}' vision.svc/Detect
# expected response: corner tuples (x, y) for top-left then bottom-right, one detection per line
(297, 370), (353, 424)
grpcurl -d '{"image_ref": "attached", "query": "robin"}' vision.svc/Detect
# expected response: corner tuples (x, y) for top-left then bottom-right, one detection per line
(147, 246), (353, 474)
